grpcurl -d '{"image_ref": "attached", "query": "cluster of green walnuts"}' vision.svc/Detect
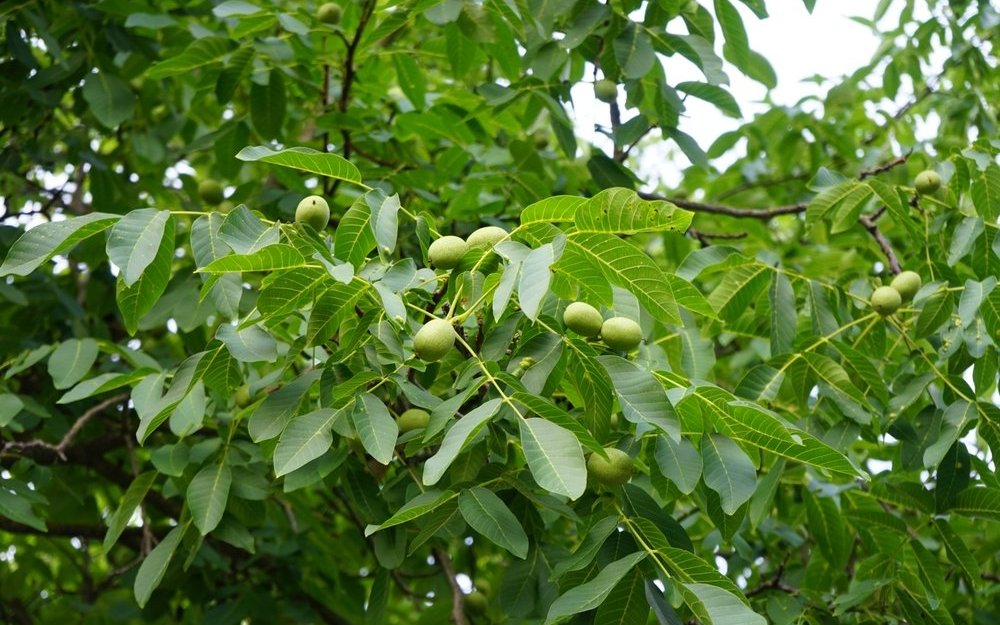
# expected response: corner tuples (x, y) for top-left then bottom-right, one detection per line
(867, 168), (940, 316)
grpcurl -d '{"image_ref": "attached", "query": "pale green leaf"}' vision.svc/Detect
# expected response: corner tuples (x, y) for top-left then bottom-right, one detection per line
(458, 486), (529, 558)
(0, 213), (119, 277)
(187, 461), (232, 535)
(236, 145), (363, 186)
(518, 417), (586, 500)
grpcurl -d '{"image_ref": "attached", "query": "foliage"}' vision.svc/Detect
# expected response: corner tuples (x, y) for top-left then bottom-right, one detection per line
(1, 1), (999, 624)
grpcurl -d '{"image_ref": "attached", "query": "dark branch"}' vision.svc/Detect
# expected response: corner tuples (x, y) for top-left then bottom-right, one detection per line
(859, 213), (901, 274)
(1, 394), (128, 462)
(433, 548), (468, 625)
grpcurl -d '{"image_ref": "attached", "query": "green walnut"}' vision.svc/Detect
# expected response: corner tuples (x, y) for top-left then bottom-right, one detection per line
(466, 226), (508, 250)
(914, 170), (942, 195)
(397, 408), (430, 433)
(601, 317), (642, 351)
(198, 179), (225, 205)
(465, 591), (488, 616)
(890, 271), (922, 302)
(587, 448), (634, 486)
(295, 195), (330, 231)
(871, 286), (902, 316)
(532, 130), (549, 149)
(428, 236), (468, 269)
(594, 79), (618, 103)
(317, 2), (342, 24)
(413, 319), (456, 362)
(235, 384), (252, 408)
(563, 302), (603, 337)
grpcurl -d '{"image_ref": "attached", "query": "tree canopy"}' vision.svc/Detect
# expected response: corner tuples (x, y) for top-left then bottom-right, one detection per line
(1, 1), (999, 624)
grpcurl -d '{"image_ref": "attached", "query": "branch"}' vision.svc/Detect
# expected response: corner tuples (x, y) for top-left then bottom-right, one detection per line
(859, 213), (901, 274)
(638, 191), (806, 219)
(0, 518), (148, 552)
(336, 0), (376, 163)
(858, 152), (910, 180)
(1, 394), (128, 462)
(433, 547), (468, 625)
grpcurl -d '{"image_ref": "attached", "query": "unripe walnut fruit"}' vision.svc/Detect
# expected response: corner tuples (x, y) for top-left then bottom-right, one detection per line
(601, 317), (642, 350)
(397, 408), (430, 433)
(914, 170), (941, 195)
(317, 3), (342, 24)
(428, 236), (468, 269)
(563, 302), (603, 337)
(871, 286), (902, 316)
(295, 195), (330, 231)
(235, 384), (252, 407)
(594, 79), (618, 103)
(466, 226), (508, 250)
(413, 319), (456, 362)
(587, 448), (633, 486)
(890, 271), (921, 302)
(198, 179), (225, 205)
(465, 591), (488, 616)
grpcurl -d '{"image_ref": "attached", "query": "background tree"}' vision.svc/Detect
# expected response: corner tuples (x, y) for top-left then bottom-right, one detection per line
(1, 1), (999, 624)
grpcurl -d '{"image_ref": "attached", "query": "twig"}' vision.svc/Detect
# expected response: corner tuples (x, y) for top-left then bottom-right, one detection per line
(859, 213), (901, 274)
(1, 394), (128, 462)
(639, 191), (806, 219)
(433, 547), (468, 625)
(858, 153), (910, 180)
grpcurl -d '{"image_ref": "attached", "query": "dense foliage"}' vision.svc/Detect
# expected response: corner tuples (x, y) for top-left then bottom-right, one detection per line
(2, 1), (999, 623)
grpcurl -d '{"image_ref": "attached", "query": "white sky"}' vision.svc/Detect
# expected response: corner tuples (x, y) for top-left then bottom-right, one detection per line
(571, 1), (934, 187)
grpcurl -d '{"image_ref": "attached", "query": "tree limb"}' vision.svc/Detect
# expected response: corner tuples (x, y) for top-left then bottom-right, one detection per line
(1, 394), (128, 462)
(859, 214), (901, 274)
(433, 547), (468, 625)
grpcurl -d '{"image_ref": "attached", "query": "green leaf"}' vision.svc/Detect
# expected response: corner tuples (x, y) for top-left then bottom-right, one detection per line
(352, 394), (398, 465)
(187, 461), (232, 535)
(393, 54), (426, 109)
(563, 233), (710, 324)
(654, 434), (702, 494)
(147, 37), (234, 78)
(518, 417), (586, 500)
(511, 391), (605, 457)
(103, 472), (156, 553)
(423, 399), (502, 485)
(574, 188), (693, 235)
(334, 191), (379, 267)
(117, 215), (176, 335)
(273, 405), (351, 476)
(458, 486), (529, 558)
(613, 23), (655, 79)
(520, 196), (586, 227)
(248, 371), (321, 442)
(518, 241), (560, 320)
(0, 482), (46, 531)
(550, 516), (619, 579)
(600, 355), (680, 439)
(250, 68), (285, 140)
(365, 490), (454, 537)
(680, 583), (766, 625)
(107, 209), (172, 286)
(0, 394), (24, 427)
(198, 244), (306, 273)
(701, 434), (756, 515)
(676, 81), (741, 117)
(306, 280), (370, 346)
(708, 262), (769, 321)
(949, 487), (1000, 521)
(134, 525), (185, 608)
(236, 145), (363, 186)
(593, 569), (650, 625)
(82, 72), (136, 127)
(544, 551), (647, 623)
(804, 489), (849, 568)
(47, 338), (99, 390)
(915, 288), (954, 338)
(218, 205), (279, 255)
(970, 163), (1000, 221)
(0, 213), (119, 277)
(216, 323), (278, 363)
